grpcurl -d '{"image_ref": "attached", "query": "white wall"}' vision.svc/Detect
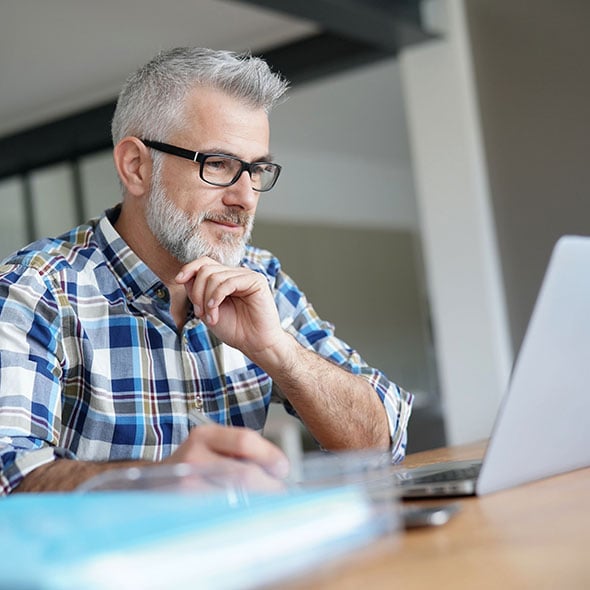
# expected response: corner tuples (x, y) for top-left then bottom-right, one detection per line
(30, 164), (78, 237)
(399, 0), (513, 444)
(396, 0), (590, 445)
(0, 178), (27, 255)
(258, 58), (419, 232)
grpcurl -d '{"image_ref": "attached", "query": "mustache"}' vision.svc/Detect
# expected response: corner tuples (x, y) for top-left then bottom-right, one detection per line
(200, 210), (252, 227)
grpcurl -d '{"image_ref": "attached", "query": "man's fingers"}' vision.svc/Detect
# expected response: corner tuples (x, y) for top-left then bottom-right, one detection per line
(171, 424), (290, 479)
(175, 258), (216, 317)
(200, 425), (290, 478)
(175, 256), (217, 283)
(177, 259), (268, 325)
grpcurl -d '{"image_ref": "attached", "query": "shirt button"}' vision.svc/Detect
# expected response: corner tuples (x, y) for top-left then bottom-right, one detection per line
(155, 288), (166, 300)
(194, 397), (203, 411)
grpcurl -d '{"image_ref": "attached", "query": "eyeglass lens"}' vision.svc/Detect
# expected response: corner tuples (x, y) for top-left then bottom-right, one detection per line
(201, 155), (278, 191)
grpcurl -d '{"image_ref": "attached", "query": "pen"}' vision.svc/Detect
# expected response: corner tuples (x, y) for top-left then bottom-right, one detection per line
(188, 408), (215, 427)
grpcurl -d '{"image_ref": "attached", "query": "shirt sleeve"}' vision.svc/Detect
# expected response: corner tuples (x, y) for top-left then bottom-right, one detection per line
(248, 250), (414, 463)
(0, 263), (73, 495)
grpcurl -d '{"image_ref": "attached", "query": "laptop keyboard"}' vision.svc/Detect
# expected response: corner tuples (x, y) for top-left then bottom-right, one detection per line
(407, 463), (482, 484)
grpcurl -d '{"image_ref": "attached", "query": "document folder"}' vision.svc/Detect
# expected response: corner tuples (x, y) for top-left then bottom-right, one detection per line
(1, 456), (400, 590)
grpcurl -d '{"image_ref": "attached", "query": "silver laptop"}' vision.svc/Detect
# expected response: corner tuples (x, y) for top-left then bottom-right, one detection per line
(397, 235), (590, 497)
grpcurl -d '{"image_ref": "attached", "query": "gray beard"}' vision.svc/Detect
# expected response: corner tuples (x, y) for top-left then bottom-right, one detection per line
(145, 175), (253, 267)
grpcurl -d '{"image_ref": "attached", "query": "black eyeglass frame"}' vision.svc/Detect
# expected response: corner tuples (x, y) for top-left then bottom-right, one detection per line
(140, 139), (281, 192)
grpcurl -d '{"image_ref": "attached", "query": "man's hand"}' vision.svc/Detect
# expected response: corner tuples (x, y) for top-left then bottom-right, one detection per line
(164, 423), (290, 479)
(176, 257), (291, 364)
(175, 258), (391, 453)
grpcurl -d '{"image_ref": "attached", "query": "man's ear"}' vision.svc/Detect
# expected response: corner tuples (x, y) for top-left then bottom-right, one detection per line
(113, 137), (152, 197)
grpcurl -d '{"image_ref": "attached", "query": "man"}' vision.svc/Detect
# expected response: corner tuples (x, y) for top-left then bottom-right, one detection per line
(0, 47), (412, 494)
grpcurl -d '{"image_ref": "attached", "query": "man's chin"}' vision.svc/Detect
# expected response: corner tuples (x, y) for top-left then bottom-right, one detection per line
(179, 243), (246, 267)
(219, 246), (247, 267)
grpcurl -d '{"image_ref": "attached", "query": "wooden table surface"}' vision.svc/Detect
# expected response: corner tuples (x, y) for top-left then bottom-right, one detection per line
(281, 441), (590, 589)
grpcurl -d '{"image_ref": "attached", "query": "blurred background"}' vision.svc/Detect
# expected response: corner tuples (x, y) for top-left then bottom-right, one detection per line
(0, 0), (588, 455)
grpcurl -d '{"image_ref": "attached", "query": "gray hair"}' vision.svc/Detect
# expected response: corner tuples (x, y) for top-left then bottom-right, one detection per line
(111, 47), (289, 145)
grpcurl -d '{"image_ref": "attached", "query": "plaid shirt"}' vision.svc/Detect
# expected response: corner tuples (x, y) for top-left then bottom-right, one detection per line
(0, 208), (413, 494)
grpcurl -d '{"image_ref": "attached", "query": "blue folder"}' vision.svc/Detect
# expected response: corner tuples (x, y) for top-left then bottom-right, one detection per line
(1, 486), (387, 590)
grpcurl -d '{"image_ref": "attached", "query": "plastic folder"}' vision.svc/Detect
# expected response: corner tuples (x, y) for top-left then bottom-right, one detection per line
(1, 454), (400, 590)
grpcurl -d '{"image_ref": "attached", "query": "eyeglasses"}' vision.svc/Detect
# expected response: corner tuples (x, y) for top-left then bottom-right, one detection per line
(140, 139), (281, 192)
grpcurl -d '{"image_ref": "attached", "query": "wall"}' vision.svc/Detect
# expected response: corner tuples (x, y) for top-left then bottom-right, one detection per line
(397, 0), (590, 445)
(399, 0), (513, 445)
(256, 58), (444, 452)
(259, 58), (419, 232)
(466, 0), (590, 352)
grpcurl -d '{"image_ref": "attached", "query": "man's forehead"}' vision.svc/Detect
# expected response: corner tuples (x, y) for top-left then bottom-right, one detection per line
(175, 88), (270, 157)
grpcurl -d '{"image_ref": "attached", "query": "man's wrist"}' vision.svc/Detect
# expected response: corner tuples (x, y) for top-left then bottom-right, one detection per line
(249, 330), (300, 378)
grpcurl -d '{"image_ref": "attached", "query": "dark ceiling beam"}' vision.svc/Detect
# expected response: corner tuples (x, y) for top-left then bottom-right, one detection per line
(231, 0), (433, 52)
(0, 102), (116, 179)
(257, 31), (392, 85)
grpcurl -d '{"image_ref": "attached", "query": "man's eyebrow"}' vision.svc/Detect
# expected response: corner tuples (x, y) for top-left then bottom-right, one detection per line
(203, 147), (275, 162)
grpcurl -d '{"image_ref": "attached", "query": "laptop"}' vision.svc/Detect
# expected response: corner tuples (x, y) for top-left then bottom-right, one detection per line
(397, 235), (590, 497)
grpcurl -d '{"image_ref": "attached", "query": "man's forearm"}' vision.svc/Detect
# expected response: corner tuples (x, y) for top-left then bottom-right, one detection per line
(13, 458), (151, 493)
(257, 334), (391, 451)
(12, 424), (289, 494)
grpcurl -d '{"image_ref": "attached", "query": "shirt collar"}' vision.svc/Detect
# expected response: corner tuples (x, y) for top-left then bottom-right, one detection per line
(93, 205), (164, 302)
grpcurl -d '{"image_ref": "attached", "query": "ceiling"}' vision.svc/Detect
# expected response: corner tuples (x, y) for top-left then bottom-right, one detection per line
(0, 0), (318, 137)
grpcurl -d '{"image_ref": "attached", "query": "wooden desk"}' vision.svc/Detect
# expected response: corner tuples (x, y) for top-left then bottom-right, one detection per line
(283, 442), (590, 589)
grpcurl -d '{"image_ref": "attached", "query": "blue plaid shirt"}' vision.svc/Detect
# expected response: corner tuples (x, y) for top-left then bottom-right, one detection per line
(0, 208), (412, 494)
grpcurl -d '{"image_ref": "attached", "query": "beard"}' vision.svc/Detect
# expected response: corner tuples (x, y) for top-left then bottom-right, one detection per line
(145, 173), (254, 267)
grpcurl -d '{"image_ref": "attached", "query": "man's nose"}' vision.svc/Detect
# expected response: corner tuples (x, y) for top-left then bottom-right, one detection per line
(222, 170), (259, 210)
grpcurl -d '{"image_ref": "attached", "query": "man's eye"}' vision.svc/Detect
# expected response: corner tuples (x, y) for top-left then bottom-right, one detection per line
(251, 163), (272, 176)
(205, 158), (228, 170)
